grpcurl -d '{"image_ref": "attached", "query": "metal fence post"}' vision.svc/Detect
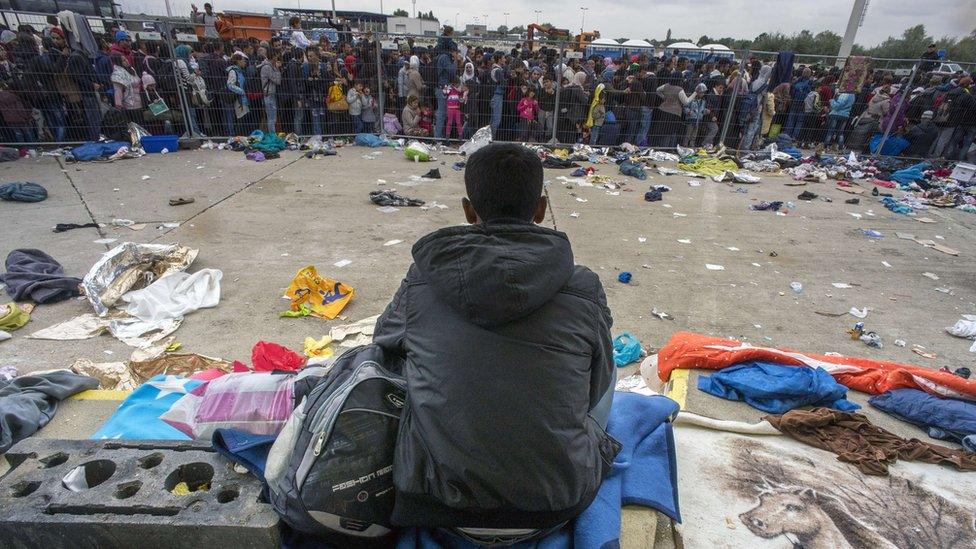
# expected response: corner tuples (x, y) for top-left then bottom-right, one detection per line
(872, 62), (918, 157)
(375, 36), (385, 136)
(718, 49), (749, 147)
(550, 41), (564, 144)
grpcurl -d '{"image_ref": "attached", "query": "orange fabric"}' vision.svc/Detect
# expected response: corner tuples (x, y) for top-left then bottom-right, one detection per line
(658, 331), (976, 400)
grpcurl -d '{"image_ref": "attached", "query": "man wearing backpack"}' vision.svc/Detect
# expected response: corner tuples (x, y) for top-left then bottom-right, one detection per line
(931, 76), (971, 158)
(373, 143), (618, 542)
(201, 41), (232, 135)
(941, 76), (975, 160)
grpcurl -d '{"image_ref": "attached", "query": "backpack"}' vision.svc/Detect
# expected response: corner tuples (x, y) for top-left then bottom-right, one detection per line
(244, 63), (263, 101)
(327, 82), (348, 111)
(265, 344), (404, 545)
(100, 107), (129, 141)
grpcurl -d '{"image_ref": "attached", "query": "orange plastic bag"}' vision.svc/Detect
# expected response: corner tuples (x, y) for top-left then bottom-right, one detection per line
(283, 265), (355, 320)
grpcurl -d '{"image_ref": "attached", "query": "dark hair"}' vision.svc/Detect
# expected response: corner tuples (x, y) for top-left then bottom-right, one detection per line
(465, 143), (543, 222)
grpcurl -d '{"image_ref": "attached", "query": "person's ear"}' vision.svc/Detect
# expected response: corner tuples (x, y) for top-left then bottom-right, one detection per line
(461, 197), (479, 224)
(532, 195), (548, 224)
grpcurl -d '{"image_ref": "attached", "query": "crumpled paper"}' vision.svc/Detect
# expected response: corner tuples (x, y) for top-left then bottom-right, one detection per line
(329, 315), (379, 347)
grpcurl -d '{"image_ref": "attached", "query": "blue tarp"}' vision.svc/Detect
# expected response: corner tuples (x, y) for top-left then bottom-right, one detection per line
(69, 141), (129, 161)
(869, 134), (910, 156)
(698, 361), (860, 414)
(355, 133), (388, 147)
(869, 389), (976, 452)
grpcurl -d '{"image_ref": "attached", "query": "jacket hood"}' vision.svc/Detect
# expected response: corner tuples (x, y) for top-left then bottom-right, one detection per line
(412, 223), (575, 327)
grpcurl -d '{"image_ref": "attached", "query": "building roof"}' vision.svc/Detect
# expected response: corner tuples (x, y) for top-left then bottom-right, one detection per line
(621, 39), (652, 48)
(666, 41), (699, 50)
(591, 38), (620, 46)
(701, 43), (730, 50)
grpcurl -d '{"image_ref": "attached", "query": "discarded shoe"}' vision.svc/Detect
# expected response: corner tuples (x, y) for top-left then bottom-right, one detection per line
(845, 198), (860, 205)
(422, 168), (441, 179)
(169, 197), (195, 206)
(797, 191), (818, 201)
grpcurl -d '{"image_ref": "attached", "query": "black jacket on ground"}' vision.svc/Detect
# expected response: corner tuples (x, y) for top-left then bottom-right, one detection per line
(373, 221), (618, 529)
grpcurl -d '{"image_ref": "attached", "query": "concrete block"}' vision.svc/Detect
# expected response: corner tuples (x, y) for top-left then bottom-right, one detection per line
(0, 438), (279, 549)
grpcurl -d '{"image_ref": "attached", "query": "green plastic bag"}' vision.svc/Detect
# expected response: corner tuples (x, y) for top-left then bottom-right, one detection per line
(404, 141), (431, 162)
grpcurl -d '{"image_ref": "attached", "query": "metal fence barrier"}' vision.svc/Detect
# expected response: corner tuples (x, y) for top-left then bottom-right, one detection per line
(0, 11), (973, 161)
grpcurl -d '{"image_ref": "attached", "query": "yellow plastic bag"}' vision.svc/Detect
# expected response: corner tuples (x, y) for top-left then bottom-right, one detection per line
(283, 266), (355, 320)
(303, 336), (334, 358)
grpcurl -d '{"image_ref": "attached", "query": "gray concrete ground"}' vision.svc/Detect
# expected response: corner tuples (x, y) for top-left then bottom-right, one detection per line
(3, 147), (974, 379)
(2, 145), (974, 547)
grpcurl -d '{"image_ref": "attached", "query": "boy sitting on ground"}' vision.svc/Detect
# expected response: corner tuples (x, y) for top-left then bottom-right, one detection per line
(374, 143), (619, 542)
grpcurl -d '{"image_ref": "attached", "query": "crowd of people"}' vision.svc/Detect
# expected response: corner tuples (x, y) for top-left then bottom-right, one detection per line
(0, 12), (973, 160)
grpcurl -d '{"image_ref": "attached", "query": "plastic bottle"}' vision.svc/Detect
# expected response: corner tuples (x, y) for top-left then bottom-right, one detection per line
(790, 281), (803, 294)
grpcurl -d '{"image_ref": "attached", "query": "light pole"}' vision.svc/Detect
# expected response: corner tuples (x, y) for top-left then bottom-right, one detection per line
(579, 6), (588, 33)
(411, 0), (416, 17)
(482, 14), (488, 30)
(534, 10), (541, 23)
(503, 12), (509, 28)
(455, 12), (459, 28)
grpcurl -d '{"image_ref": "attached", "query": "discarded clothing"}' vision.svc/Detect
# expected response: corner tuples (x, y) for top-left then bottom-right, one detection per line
(0, 147), (20, 162)
(246, 151), (265, 162)
(82, 243), (198, 316)
(890, 162), (929, 186)
(109, 269), (222, 342)
(698, 361), (859, 414)
(882, 197), (913, 215)
(1, 370), (98, 452)
(677, 156), (739, 177)
(619, 159), (647, 180)
(657, 331), (976, 401)
(53, 222), (99, 233)
(282, 266), (355, 320)
(542, 156), (579, 169)
(0, 303), (29, 331)
(212, 428), (276, 481)
(749, 201), (783, 211)
(1, 249), (81, 303)
(644, 190), (662, 202)
(870, 389), (976, 452)
(68, 141), (129, 161)
(574, 392), (680, 547)
(355, 133), (388, 147)
(250, 132), (286, 153)
(91, 375), (204, 440)
(766, 407), (976, 475)
(370, 189), (425, 207)
(0, 182), (47, 202)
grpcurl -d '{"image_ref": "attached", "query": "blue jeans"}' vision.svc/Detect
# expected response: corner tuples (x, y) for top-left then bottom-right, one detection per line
(351, 114), (363, 134)
(741, 113), (761, 150)
(294, 100), (305, 135)
(9, 124), (35, 143)
(638, 106), (653, 147)
(264, 95), (277, 134)
(823, 114), (848, 147)
(946, 126), (976, 160)
(590, 124), (602, 145)
(81, 94), (102, 141)
(42, 105), (66, 142)
(222, 103), (235, 136)
(784, 106), (804, 140)
(309, 107), (325, 135)
(621, 107), (640, 145)
(434, 88), (446, 139)
(490, 93), (503, 138)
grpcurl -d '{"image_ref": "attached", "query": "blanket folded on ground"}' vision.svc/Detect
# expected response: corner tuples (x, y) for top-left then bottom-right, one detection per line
(698, 361), (859, 414)
(1, 370), (98, 452)
(1, 249), (82, 303)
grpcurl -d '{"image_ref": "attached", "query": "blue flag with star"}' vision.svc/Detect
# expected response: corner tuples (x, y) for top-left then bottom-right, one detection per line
(91, 375), (204, 440)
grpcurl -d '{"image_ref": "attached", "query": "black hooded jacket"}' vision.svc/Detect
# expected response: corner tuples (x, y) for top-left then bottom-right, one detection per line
(373, 221), (618, 528)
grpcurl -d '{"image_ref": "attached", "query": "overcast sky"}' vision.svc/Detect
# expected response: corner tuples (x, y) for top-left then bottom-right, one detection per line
(122, 0), (974, 47)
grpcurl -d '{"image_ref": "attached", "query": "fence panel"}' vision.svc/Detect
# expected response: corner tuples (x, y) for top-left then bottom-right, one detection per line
(0, 10), (972, 161)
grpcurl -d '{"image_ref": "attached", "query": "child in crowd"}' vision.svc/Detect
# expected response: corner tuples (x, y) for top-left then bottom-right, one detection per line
(588, 86), (606, 145)
(347, 80), (364, 134)
(419, 105), (433, 135)
(517, 87), (540, 142)
(443, 76), (465, 139)
(373, 143), (617, 541)
(361, 86), (378, 133)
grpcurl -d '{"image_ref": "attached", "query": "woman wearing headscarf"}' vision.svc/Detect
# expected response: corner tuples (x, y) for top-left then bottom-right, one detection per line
(110, 52), (143, 124)
(556, 71), (587, 143)
(460, 62), (480, 138)
(173, 44), (204, 136)
(405, 55), (425, 107)
(771, 82), (791, 132)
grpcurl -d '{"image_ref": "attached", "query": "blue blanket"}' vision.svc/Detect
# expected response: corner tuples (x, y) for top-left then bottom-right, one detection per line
(69, 141), (129, 161)
(698, 361), (859, 414)
(91, 375), (202, 440)
(890, 162), (929, 186)
(869, 389), (976, 452)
